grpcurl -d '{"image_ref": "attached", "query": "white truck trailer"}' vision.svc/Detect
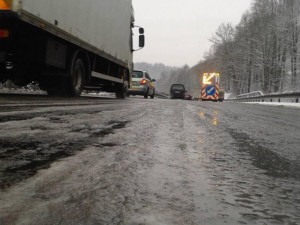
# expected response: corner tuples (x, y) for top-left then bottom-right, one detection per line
(0, 0), (144, 97)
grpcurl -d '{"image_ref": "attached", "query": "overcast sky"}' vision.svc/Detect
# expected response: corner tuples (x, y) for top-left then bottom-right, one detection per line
(132, 0), (253, 67)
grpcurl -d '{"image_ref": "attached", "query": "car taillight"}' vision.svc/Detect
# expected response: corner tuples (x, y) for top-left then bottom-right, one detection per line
(140, 79), (147, 85)
(0, 29), (9, 38)
(0, 0), (11, 10)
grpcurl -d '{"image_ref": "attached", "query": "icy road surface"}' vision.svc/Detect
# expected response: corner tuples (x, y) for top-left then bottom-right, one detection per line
(0, 96), (299, 225)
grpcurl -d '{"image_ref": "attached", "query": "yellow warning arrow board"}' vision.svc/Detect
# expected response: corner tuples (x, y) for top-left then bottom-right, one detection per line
(203, 73), (220, 85)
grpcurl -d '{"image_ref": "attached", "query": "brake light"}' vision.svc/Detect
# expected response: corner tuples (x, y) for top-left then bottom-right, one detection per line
(0, 29), (9, 38)
(0, 0), (11, 10)
(140, 79), (147, 85)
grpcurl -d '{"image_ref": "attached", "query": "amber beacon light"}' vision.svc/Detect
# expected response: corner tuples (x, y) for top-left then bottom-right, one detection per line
(0, 0), (11, 10)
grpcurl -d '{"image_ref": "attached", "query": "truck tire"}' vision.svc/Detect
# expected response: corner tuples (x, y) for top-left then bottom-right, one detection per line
(67, 58), (85, 97)
(116, 83), (127, 99)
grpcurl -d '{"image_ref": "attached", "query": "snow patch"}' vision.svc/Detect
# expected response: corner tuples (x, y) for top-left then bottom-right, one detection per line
(244, 102), (300, 108)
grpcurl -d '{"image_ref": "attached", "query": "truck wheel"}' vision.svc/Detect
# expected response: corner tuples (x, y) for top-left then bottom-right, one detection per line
(116, 83), (127, 99)
(68, 58), (85, 97)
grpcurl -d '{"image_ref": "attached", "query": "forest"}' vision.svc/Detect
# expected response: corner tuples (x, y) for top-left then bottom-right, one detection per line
(140, 0), (300, 97)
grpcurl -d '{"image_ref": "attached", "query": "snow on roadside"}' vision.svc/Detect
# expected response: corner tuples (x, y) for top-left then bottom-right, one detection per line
(243, 102), (300, 108)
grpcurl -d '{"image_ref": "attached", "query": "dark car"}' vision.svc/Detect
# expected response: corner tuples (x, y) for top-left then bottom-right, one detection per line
(170, 84), (186, 99)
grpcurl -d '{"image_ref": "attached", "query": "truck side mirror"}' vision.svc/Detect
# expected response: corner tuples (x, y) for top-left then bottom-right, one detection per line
(139, 28), (144, 34)
(139, 35), (145, 48)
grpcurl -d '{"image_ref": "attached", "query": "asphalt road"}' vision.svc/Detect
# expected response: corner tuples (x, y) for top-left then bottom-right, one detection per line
(0, 95), (299, 225)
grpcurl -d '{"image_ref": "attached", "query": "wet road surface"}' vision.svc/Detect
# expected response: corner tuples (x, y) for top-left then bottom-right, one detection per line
(0, 95), (299, 225)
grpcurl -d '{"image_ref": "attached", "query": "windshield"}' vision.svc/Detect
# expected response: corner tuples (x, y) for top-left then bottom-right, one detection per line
(171, 84), (185, 91)
(132, 71), (143, 78)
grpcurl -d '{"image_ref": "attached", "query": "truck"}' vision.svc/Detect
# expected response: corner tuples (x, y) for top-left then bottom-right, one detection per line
(0, 0), (144, 97)
(201, 72), (224, 102)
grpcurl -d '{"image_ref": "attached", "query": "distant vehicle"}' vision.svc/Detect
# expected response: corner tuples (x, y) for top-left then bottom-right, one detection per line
(0, 0), (145, 97)
(127, 70), (155, 99)
(184, 93), (193, 100)
(170, 84), (186, 99)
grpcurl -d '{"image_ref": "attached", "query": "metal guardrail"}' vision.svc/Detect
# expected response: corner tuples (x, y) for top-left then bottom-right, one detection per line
(155, 91), (300, 103)
(227, 92), (300, 103)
